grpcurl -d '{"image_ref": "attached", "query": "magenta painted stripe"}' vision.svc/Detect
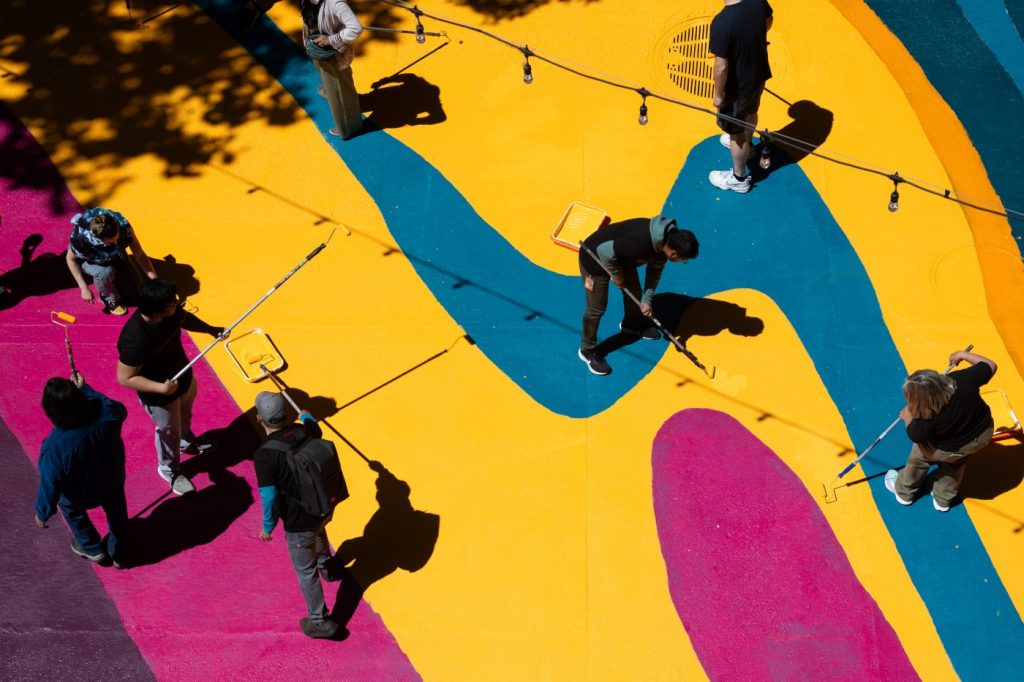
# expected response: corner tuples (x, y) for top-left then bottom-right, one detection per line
(653, 408), (919, 681)
(0, 104), (419, 680)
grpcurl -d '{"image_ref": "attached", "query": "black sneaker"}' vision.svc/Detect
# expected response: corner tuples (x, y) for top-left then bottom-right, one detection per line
(578, 347), (611, 375)
(300, 616), (341, 639)
(619, 322), (662, 341)
(71, 538), (108, 563)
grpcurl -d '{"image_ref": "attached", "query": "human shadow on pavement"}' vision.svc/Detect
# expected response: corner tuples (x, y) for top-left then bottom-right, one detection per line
(328, 461), (440, 629)
(0, 234), (76, 311)
(123, 411), (261, 566)
(750, 99), (834, 181)
(653, 294), (765, 345)
(361, 74), (446, 131)
(959, 441), (1024, 501)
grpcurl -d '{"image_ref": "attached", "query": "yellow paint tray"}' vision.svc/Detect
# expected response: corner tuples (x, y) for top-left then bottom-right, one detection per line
(551, 201), (608, 251)
(982, 389), (1022, 442)
(224, 328), (284, 382)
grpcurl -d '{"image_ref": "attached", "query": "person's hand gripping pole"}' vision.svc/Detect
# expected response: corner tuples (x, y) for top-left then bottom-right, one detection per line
(171, 230), (337, 382)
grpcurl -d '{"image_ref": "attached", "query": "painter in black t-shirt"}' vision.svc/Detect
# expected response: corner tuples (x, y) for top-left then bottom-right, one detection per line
(116, 279), (224, 495)
(117, 304), (223, 407)
(884, 349), (998, 512)
(906, 362), (994, 451)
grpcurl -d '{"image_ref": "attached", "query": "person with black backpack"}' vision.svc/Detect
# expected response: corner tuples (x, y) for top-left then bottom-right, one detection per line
(253, 391), (348, 639)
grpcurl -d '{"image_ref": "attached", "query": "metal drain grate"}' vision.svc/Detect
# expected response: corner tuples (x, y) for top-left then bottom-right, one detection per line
(660, 18), (715, 100)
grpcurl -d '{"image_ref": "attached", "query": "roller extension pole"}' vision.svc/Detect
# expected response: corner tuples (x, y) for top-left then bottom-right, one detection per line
(578, 241), (715, 378)
(835, 344), (973, 480)
(172, 231), (336, 381)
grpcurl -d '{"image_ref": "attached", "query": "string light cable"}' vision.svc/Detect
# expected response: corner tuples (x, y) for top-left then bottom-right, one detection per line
(370, 0), (1024, 224)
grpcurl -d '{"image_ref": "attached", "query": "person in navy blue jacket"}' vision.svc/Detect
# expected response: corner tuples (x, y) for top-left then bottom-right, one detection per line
(34, 371), (130, 567)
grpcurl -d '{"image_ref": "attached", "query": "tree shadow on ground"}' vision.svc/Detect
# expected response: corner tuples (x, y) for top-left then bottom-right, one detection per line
(0, 0), (304, 209)
(960, 441), (1024, 501)
(124, 410), (261, 566)
(328, 461), (440, 630)
(451, 0), (600, 21)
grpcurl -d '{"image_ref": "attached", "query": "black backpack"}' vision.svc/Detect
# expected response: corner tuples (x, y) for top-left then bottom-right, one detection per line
(263, 435), (348, 518)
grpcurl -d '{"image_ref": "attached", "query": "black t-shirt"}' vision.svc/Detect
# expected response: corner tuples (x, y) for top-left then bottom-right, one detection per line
(709, 0), (773, 98)
(254, 421), (326, 533)
(117, 306), (193, 407)
(906, 363), (994, 451)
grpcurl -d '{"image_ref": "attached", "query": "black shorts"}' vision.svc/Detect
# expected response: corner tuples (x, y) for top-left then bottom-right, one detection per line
(716, 84), (765, 134)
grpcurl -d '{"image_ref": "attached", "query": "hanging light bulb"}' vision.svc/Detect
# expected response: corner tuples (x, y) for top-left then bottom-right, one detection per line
(521, 46), (534, 84)
(888, 174), (901, 213)
(637, 88), (650, 126)
(759, 133), (771, 170)
(412, 6), (426, 44)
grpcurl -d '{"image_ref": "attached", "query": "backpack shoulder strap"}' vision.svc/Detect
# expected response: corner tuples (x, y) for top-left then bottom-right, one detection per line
(260, 430), (310, 454)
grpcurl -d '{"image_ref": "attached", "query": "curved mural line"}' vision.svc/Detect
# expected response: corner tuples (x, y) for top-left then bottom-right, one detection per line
(196, 1), (1024, 677)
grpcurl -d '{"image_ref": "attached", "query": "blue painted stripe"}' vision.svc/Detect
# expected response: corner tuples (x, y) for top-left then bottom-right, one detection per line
(196, 1), (1024, 676)
(956, 0), (1024, 96)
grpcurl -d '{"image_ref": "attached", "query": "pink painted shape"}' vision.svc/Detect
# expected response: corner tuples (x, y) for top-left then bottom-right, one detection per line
(0, 108), (419, 680)
(652, 408), (919, 681)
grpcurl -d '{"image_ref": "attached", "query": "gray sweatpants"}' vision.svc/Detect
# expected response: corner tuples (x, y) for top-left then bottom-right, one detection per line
(141, 378), (197, 479)
(285, 523), (333, 622)
(81, 260), (121, 304)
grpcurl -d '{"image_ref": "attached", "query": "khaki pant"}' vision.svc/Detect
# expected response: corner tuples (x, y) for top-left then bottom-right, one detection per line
(317, 59), (362, 139)
(895, 423), (993, 506)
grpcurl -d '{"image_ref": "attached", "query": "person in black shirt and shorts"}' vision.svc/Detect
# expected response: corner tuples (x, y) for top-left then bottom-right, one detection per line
(708, 0), (774, 194)
(116, 279), (225, 495)
(884, 349), (997, 512)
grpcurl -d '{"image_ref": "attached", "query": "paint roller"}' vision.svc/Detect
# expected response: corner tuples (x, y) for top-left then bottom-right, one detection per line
(50, 311), (78, 373)
(170, 230), (337, 382)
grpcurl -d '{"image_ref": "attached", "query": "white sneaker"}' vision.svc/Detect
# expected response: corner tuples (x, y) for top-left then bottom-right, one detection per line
(708, 169), (751, 194)
(930, 492), (950, 512)
(884, 469), (913, 506)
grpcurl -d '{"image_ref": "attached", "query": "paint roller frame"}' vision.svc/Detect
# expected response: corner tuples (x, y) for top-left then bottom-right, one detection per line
(224, 327), (285, 382)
